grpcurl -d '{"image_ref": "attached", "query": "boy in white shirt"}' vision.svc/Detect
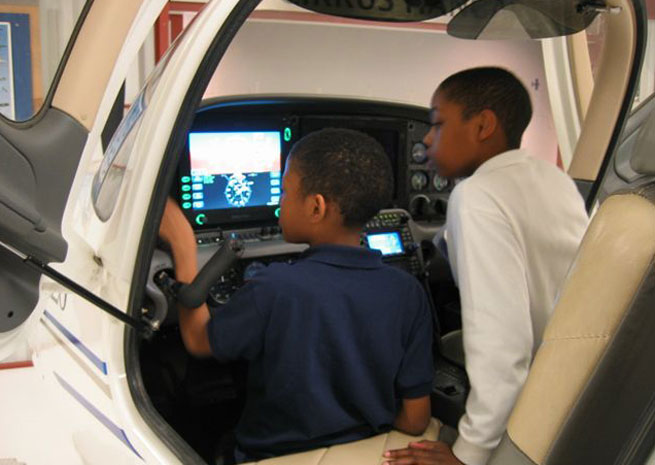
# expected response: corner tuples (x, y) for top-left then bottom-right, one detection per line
(384, 67), (589, 465)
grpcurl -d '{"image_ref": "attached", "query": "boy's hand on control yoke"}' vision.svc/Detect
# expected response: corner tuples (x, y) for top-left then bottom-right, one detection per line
(159, 198), (198, 283)
(159, 198), (195, 251)
(383, 440), (464, 465)
(159, 197), (211, 356)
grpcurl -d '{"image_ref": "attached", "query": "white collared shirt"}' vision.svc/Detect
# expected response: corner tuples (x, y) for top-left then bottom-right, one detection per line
(442, 149), (589, 465)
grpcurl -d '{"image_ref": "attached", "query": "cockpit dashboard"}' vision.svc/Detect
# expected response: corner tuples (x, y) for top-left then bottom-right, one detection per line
(150, 95), (456, 326)
(143, 96), (466, 462)
(175, 96), (453, 230)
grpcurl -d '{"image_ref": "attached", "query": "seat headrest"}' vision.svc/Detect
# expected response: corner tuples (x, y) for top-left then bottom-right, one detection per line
(630, 106), (655, 175)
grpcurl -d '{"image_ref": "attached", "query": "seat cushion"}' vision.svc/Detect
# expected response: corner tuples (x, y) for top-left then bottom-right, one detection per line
(243, 418), (441, 465)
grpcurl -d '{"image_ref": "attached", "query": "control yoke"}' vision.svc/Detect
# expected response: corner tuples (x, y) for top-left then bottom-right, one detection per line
(169, 236), (245, 309)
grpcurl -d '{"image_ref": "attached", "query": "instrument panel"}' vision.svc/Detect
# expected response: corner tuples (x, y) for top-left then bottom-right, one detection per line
(149, 96), (453, 325)
(195, 209), (425, 305)
(176, 96), (453, 227)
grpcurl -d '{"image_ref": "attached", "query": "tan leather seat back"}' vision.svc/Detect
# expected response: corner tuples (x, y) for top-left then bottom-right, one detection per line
(243, 418), (441, 465)
(489, 184), (655, 465)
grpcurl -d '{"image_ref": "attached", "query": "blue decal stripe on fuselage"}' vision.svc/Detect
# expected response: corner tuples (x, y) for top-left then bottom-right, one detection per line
(43, 310), (108, 375)
(54, 372), (143, 460)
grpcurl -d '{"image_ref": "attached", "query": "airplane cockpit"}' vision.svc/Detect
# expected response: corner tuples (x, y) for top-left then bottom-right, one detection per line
(140, 95), (466, 461)
(122, 0), (649, 462)
(3, 0), (655, 463)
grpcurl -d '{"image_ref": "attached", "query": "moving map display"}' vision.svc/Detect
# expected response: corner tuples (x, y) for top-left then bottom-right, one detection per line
(183, 131), (282, 211)
(366, 231), (404, 256)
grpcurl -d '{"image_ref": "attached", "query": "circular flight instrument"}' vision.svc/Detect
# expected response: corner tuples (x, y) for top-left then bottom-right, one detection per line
(411, 142), (428, 164)
(410, 171), (429, 191)
(225, 174), (253, 207)
(432, 174), (449, 192)
(409, 194), (430, 218)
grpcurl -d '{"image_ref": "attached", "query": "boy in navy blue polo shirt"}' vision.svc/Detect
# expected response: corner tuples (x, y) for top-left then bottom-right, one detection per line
(159, 128), (434, 462)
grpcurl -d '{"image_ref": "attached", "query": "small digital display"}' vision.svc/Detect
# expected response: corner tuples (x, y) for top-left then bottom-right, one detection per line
(182, 131), (282, 211)
(366, 232), (404, 256)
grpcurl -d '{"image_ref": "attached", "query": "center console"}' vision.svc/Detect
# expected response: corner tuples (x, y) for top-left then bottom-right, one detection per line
(185, 208), (426, 307)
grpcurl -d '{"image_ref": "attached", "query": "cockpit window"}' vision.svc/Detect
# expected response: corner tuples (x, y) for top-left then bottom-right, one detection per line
(91, 26), (188, 221)
(447, 0), (600, 40)
(91, 89), (147, 221)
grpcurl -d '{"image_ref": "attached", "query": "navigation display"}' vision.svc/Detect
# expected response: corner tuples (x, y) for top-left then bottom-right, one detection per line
(366, 232), (404, 256)
(181, 131), (282, 211)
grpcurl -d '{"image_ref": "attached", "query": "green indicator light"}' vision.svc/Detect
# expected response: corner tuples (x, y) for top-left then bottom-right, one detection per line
(182, 193), (191, 200)
(284, 127), (292, 142)
(195, 213), (207, 225)
(181, 176), (191, 183)
(182, 185), (191, 192)
(274, 207), (281, 218)
(182, 202), (192, 209)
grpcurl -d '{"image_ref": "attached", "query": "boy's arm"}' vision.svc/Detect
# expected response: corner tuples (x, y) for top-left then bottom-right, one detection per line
(446, 188), (531, 465)
(159, 198), (212, 356)
(393, 282), (435, 436)
(393, 395), (431, 435)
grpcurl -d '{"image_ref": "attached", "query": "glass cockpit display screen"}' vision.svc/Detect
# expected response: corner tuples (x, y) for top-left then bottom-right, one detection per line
(182, 131), (282, 211)
(366, 232), (404, 256)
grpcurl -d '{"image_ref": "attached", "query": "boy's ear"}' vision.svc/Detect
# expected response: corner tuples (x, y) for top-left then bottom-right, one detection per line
(305, 193), (327, 223)
(475, 109), (499, 141)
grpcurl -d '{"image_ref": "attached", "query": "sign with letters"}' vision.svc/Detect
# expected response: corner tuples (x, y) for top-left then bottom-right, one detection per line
(287, 0), (468, 22)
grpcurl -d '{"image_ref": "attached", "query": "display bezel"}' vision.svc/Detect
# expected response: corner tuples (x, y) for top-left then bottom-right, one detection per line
(177, 119), (296, 229)
(366, 231), (405, 256)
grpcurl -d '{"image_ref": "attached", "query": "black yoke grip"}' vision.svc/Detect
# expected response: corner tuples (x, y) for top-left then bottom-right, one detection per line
(176, 236), (244, 309)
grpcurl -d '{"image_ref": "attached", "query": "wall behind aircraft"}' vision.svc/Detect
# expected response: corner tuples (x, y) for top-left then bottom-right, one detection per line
(204, 19), (558, 165)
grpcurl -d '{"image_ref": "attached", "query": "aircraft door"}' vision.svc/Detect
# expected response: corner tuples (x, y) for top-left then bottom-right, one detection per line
(0, 1), (185, 464)
(0, 0), (166, 355)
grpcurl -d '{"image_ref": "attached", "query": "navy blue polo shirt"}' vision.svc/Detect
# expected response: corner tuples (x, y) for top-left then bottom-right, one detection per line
(207, 244), (433, 460)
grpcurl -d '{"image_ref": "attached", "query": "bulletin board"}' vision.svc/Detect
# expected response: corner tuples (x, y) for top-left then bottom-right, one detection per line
(0, 5), (41, 121)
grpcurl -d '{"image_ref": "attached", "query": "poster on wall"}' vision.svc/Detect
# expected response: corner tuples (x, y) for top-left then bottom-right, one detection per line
(0, 21), (15, 119)
(0, 12), (32, 121)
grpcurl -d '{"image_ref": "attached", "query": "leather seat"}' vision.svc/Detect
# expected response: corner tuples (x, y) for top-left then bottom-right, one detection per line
(243, 418), (441, 465)
(488, 183), (655, 464)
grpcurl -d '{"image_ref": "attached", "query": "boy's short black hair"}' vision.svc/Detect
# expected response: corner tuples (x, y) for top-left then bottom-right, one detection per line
(438, 67), (532, 149)
(288, 128), (393, 228)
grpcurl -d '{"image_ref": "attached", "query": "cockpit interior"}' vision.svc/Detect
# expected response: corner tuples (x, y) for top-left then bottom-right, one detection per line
(140, 95), (466, 462)
(1, 0), (655, 463)
(123, 0), (652, 463)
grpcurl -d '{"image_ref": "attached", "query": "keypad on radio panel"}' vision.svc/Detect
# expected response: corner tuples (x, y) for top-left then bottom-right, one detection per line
(363, 209), (423, 277)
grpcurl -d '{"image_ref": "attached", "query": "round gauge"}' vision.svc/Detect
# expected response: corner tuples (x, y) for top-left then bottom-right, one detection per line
(411, 142), (428, 164)
(432, 174), (449, 192)
(410, 171), (429, 191)
(409, 195), (430, 218)
(224, 174), (253, 207)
